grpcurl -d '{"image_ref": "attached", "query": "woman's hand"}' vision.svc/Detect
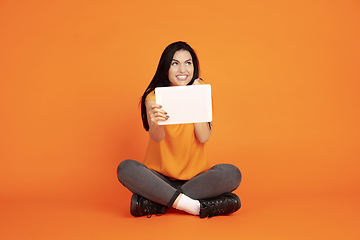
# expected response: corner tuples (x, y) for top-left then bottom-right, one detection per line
(148, 103), (169, 125)
(146, 100), (167, 143)
(192, 78), (203, 85)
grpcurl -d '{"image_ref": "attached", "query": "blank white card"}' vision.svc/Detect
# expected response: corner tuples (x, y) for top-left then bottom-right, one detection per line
(155, 84), (212, 125)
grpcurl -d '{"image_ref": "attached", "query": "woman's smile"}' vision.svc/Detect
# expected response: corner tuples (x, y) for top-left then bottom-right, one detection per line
(176, 74), (189, 80)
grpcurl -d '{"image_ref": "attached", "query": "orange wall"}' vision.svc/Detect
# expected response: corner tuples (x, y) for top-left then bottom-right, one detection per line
(1, 0), (359, 204)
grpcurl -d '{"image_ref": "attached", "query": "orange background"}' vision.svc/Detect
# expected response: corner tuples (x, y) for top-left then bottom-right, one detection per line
(1, 0), (359, 239)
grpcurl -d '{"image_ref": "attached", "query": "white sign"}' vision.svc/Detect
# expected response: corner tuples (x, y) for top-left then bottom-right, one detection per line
(155, 84), (212, 125)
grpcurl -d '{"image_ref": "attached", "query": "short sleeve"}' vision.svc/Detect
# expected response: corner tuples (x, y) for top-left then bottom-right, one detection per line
(145, 90), (156, 102)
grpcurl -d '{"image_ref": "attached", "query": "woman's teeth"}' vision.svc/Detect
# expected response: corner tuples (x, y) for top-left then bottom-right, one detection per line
(177, 75), (187, 80)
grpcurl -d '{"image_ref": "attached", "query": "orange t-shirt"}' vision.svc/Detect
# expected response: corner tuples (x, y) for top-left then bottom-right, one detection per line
(143, 90), (210, 180)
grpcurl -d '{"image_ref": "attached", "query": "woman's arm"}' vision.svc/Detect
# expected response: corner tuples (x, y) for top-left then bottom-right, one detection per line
(192, 78), (212, 143)
(146, 100), (168, 143)
(194, 122), (212, 143)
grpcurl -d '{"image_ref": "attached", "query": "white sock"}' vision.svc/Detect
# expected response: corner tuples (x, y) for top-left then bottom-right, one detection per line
(175, 194), (200, 215)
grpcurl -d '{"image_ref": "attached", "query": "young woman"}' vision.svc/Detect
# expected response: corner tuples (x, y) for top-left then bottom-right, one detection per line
(117, 41), (242, 218)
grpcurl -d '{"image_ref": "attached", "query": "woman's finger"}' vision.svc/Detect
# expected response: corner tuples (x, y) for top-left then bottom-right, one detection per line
(150, 104), (167, 115)
(151, 114), (169, 124)
(151, 104), (163, 110)
(149, 109), (169, 123)
(192, 78), (202, 85)
(153, 111), (168, 119)
(149, 109), (167, 119)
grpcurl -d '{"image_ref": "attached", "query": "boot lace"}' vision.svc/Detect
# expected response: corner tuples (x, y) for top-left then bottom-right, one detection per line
(142, 199), (164, 218)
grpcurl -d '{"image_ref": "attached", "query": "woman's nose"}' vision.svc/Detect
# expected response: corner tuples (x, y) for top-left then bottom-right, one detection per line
(179, 63), (185, 72)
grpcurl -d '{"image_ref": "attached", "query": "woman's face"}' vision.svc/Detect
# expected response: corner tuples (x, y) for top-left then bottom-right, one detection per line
(168, 50), (194, 86)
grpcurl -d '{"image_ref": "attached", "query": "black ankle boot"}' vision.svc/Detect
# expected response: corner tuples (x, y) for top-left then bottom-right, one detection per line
(130, 194), (167, 218)
(199, 192), (241, 218)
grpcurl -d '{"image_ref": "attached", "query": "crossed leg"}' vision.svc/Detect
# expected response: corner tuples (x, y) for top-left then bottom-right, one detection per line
(117, 159), (241, 206)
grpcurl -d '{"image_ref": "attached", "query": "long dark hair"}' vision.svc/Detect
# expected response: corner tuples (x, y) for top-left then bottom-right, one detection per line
(140, 41), (200, 131)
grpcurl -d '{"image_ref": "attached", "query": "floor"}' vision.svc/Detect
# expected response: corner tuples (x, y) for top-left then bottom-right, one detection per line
(1, 191), (359, 240)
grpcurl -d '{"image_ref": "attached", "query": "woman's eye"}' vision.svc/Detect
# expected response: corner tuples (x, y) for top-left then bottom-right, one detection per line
(186, 61), (192, 65)
(171, 62), (178, 66)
